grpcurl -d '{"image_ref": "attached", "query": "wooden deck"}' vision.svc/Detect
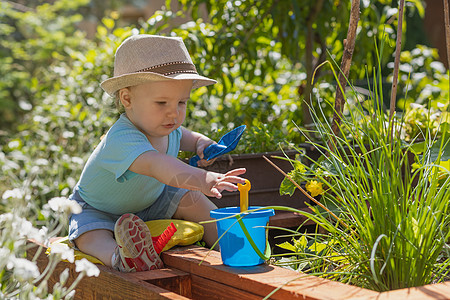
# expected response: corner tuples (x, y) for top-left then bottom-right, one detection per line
(27, 242), (450, 299)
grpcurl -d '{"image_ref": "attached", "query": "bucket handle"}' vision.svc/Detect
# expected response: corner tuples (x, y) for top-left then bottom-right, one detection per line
(236, 216), (271, 261)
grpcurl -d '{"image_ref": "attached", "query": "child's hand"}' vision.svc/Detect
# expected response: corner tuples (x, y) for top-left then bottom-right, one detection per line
(204, 168), (247, 198)
(195, 137), (217, 167)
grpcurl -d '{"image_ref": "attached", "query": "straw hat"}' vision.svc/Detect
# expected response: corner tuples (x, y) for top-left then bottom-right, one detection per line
(100, 34), (217, 96)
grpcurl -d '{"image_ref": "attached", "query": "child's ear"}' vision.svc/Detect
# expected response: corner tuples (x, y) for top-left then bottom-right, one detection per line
(118, 88), (132, 108)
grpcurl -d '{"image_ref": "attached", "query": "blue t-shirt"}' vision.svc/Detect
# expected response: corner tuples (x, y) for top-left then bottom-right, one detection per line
(71, 114), (182, 214)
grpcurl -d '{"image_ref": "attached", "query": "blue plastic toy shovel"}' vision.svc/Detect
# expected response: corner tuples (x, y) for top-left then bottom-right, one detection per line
(189, 125), (246, 167)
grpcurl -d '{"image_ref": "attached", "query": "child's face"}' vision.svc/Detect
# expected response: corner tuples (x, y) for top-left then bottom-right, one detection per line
(120, 80), (193, 138)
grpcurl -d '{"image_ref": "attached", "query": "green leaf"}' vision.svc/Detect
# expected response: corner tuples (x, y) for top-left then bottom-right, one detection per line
(411, 217), (419, 239)
(97, 25), (107, 37)
(279, 176), (296, 196)
(294, 235), (308, 249)
(308, 242), (327, 254)
(276, 241), (297, 253)
(410, 136), (450, 163)
(428, 137), (450, 162)
(407, 0), (425, 18)
(102, 18), (114, 30)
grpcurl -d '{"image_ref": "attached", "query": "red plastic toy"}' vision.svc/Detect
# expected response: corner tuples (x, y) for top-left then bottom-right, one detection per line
(151, 222), (177, 254)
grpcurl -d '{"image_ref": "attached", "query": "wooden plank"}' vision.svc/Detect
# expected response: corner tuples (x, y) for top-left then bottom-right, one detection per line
(130, 269), (192, 298)
(129, 268), (189, 281)
(27, 242), (189, 300)
(162, 246), (380, 300)
(373, 282), (450, 300)
(269, 209), (315, 228)
(190, 274), (261, 300)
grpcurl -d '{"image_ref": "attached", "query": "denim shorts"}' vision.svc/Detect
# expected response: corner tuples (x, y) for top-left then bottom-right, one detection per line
(68, 185), (188, 243)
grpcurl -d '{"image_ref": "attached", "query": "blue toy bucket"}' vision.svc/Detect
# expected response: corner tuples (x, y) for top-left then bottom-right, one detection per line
(210, 206), (275, 267)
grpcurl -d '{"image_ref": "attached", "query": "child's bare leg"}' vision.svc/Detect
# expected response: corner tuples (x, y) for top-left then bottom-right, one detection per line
(74, 229), (117, 266)
(172, 190), (218, 249)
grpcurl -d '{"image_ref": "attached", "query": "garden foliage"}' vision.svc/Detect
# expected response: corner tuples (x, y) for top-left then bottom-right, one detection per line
(273, 59), (450, 291)
(175, 0), (428, 124)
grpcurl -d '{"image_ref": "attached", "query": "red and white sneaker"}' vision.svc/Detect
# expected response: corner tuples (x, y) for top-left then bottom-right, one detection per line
(112, 213), (164, 272)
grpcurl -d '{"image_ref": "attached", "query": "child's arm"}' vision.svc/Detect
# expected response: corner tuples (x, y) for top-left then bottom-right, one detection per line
(129, 151), (246, 198)
(180, 127), (216, 167)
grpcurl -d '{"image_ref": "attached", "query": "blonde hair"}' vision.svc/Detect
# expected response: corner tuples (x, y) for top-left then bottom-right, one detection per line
(113, 90), (125, 114)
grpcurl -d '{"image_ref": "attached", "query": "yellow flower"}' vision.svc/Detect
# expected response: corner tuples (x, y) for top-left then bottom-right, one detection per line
(110, 11), (120, 20)
(294, 160), (306, 173)
(305, 180), (324, 197)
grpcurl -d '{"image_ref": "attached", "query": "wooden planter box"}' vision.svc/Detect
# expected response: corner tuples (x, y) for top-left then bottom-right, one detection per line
(200, 149), (320, 210)
(27, 241), (450, 299)
(188, 147), (321, 230)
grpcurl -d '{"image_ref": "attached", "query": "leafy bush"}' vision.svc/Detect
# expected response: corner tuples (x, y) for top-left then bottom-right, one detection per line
(0, 0), (94, 134)
(395, 45), (449, 109)
(1, 8), (117, 208)
(175, 0), (428, 125)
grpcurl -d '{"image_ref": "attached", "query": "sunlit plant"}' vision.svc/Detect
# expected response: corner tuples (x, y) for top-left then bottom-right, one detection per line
(276, 233), (349, 277)
(277, 102), (449, 201)
(270, 61), (450, 291)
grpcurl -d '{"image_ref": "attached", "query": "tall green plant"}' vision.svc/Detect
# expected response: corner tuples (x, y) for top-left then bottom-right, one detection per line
(272, 61), (450, 291)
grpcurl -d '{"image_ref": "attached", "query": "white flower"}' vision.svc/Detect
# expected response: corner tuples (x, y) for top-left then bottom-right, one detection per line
(0, 214), (42, 242)
(48, 197), (82, 214)
(7, 140), (20, 149)
(75, 258), (100, 277)
(0, 212), (13, 224)
(36, 227), (49, 245)
(20, 219), (38, 235)
(2, 188), (24, 200)
(51, 243), (75, 263)
(35, 159), (49, 166)
(19, 219), (45, 243)
(430, 61), (446, 73)
(7, 257), (40, 281)
(71, 157), (84, 165)
(0, 248), (10, 258)
(59, 268), (70, 285)
(435, 102), (446, 109)
(0, 248), (11, 269)
(62, 131), (74, 138)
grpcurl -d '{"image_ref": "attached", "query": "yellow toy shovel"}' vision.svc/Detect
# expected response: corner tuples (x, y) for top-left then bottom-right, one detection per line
(238, 179), (251, 212)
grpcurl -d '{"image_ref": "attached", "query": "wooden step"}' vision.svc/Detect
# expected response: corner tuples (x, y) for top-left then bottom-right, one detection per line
(129, 269), (191, 298)
(27, 241), (190, 299)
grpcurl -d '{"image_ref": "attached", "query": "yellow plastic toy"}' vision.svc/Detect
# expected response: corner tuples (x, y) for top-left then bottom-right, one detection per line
(237, 179), (251, 212)
(47, 219), (204, 265)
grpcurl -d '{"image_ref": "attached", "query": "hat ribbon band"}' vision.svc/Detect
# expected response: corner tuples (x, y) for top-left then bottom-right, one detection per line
(136, 61), (198, 76)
